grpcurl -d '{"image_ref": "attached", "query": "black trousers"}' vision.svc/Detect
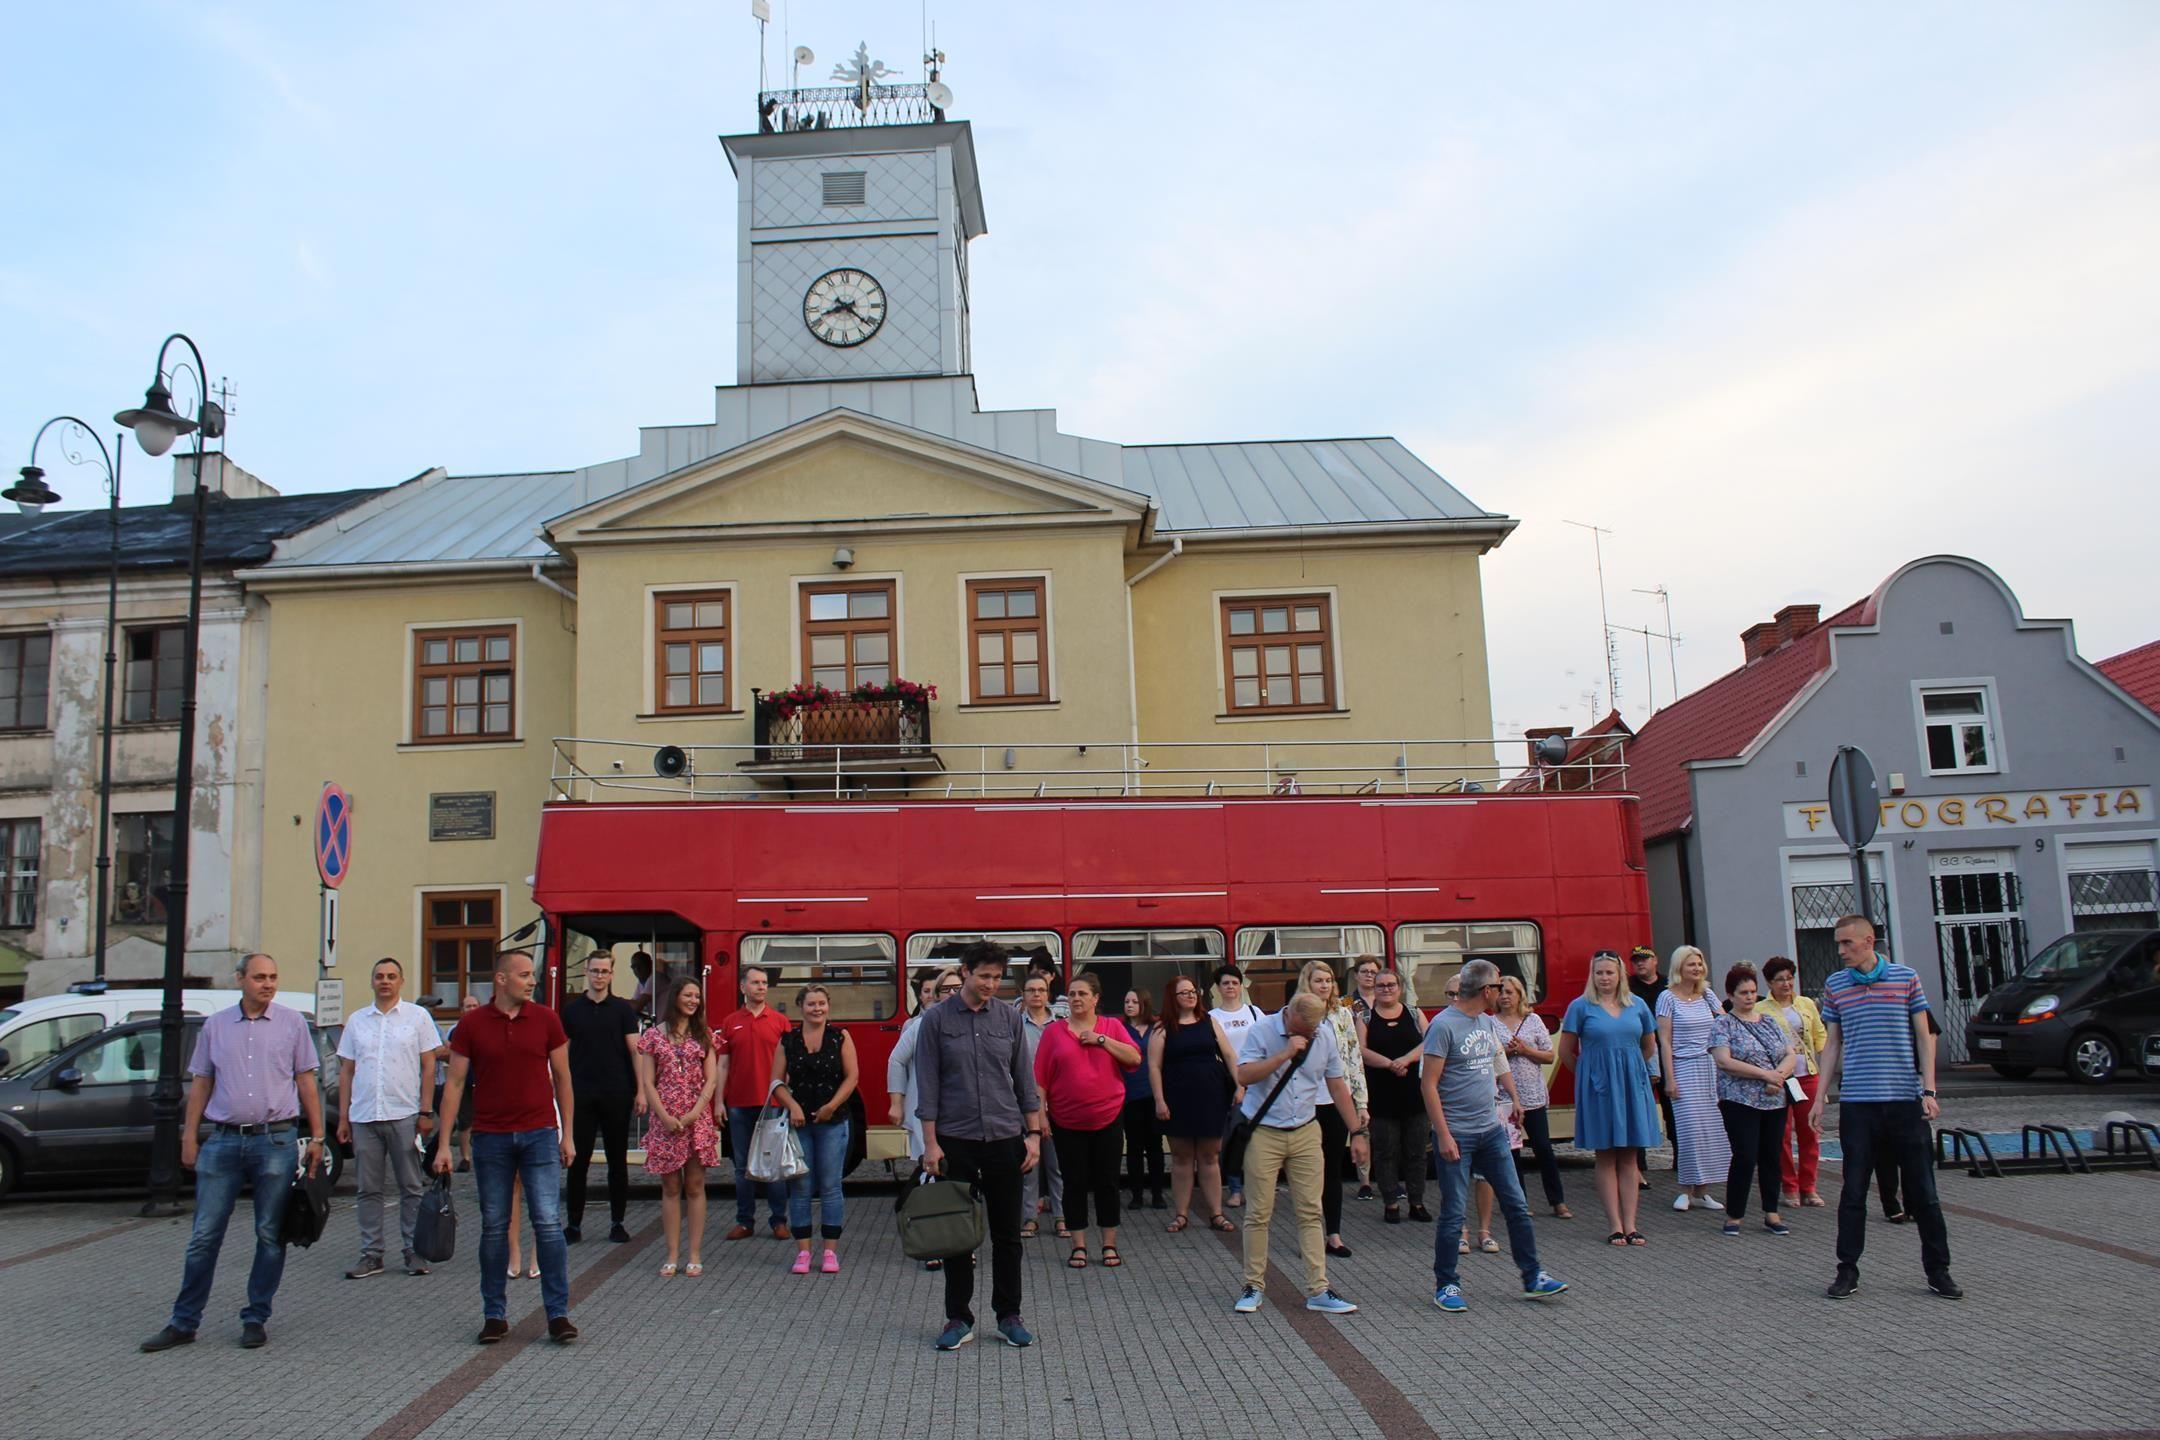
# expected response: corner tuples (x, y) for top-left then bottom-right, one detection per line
(1874, 1145), (1904, 1216)
(1316, 1104), (1349, 1234)
(1837, 1101), (1952, 1273)
(568, 1093), (634, 1227)
(1636, 1084), (1677, 1174)
(1120, 1096), (1166, 1196)
(941, 1135), (1026, 1324)
(1717, 1100), (1787, 1220)
(1518, 1106), (1566, 1207)
(1051, 1121), (1123, 1232)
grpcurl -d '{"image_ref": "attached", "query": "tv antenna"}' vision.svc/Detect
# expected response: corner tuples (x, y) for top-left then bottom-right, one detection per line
(1609, 621), (1677, 714)
(1632, 584), (1680, 700)
(1563, 519), (1619, 715)
(751, 0), (770, 93)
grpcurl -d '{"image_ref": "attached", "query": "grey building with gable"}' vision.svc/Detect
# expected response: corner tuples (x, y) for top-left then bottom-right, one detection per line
(1610, 555), (2160, 1062)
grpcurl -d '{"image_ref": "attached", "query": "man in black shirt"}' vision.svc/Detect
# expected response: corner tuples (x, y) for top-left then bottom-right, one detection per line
(561, 953), (642, 1243)
(1627, 946), (1676, 1176)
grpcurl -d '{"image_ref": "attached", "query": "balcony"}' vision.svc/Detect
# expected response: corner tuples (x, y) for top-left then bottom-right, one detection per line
(740, 689), (943, 790)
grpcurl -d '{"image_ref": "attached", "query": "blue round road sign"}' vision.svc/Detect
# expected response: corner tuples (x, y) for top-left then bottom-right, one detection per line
(315, 783), (353, 889)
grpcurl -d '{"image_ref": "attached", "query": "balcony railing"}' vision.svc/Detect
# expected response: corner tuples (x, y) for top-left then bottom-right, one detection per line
(749, 690), (932, 765)
(759, 83), (944, 133)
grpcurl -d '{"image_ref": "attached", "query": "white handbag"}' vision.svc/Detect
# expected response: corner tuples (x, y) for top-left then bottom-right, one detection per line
(746, 1085), (810, 1182)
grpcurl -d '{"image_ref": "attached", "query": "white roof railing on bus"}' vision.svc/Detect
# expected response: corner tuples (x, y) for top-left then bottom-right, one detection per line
(544, 735), (1629, 805)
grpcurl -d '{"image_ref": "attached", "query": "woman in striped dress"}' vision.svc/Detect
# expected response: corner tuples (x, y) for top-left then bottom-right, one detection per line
(1655, 947), (1731, 1211)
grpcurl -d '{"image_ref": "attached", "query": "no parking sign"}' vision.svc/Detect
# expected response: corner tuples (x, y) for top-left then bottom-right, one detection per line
(315, 783), (354, 889)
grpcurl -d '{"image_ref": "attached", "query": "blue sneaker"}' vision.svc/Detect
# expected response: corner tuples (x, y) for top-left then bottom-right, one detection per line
(1233, 1285), (1264, 1314)
(995, 1316), (1035, 1348)
(934, 1320), (974, 1352)
(1433, 1284), (1468, 1313)
(1763, 1220), (1792, 1237)
(1304, 1289), (1358, 1315)
(1521, 1272), (1569, 1300)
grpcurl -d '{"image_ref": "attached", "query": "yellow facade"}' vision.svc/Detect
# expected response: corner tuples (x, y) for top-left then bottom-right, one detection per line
(251, 423), (1502, 1007)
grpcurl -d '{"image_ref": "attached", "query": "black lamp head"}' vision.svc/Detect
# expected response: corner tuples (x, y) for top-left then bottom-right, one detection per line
(4, 465), (60, 508)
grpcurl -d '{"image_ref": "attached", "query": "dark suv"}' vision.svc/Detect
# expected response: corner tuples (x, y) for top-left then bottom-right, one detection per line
(1963, 928), (2160, 1084)
(0, 1017), (345, 1199)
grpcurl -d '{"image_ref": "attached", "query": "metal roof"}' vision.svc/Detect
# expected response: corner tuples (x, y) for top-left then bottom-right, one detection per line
(256, 385), (1509, 571)
(0, 489), (375, 579)
(1121, 437), (1502, 533)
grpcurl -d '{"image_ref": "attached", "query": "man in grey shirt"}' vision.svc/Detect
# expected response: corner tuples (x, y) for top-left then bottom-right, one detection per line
(917, 941), (1045, 1352)
(1422, 958), (1568, 1313)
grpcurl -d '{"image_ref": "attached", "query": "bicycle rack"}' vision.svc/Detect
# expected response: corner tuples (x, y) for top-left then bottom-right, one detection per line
(2101, 1119), (2160, 1170)
(1937, 1126), (2003, 1178)
(2021, 1123), (2092, 1174)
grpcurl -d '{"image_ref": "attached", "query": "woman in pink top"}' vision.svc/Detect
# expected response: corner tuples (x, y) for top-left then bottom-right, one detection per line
(1033, 972), (1142, 1271)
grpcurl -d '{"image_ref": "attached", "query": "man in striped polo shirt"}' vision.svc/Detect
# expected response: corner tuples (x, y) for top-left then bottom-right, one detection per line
(1812, 914), (1961, 1300)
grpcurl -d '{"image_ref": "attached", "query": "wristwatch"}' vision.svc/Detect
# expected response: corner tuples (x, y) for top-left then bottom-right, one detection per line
(1918, 1088), (1937, 1098)
(1349, 1126), (1371, 1139)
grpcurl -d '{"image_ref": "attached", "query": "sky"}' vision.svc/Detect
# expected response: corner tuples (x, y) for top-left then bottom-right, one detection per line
(4, 1), (2156, 742)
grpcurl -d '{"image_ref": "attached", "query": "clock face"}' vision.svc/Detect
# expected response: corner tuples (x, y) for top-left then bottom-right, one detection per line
(803, 268), (887, 347)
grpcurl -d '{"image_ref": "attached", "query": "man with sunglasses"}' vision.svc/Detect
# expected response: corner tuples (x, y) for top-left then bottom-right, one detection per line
(1423, 959), (1568, 1313)
(1813, 915), (1960, 1301)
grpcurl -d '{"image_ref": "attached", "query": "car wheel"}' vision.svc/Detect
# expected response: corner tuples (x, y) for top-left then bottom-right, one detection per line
(319, 1142), (346, 1190)
(0, 1140), (17, 1200)
(1989, 1063), (2036, 1081)
(2067, 1030), (2118, 1085)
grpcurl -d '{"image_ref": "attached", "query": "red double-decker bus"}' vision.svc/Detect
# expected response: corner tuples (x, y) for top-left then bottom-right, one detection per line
(529, 790), (1650, 1162)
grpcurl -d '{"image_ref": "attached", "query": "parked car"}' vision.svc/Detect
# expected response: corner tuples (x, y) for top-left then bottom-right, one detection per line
(1963, 928), (2160, 1084)
(0, 1016), (346, 1200)
(0, 986), (316, 1080)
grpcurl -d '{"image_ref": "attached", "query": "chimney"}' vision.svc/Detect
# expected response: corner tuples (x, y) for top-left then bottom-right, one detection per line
(1774, 603), (1821, 646)
(1524, 725), (1573, 767)
(1741, 621), (1781, 663)
(172, 451), (279, 503)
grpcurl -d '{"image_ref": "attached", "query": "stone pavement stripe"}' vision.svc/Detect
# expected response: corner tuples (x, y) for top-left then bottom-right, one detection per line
(1212, 1224), (1443, 1440)
(1821, 1161), (2160, 1271)
(0, 1214), (164, 1272)
(1888, 1431), (2160, 1439)
(360, 1216), (664, 1440)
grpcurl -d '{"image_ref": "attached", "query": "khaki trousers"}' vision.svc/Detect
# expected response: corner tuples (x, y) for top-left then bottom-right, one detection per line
(1240, 1119), (1327, 1295)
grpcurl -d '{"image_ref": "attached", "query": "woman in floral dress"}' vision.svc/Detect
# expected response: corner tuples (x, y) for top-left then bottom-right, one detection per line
(636, 976), (719, 1276)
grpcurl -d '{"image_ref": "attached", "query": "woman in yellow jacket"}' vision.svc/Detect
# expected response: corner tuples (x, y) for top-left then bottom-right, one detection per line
(1759, 957), (1826, 1206)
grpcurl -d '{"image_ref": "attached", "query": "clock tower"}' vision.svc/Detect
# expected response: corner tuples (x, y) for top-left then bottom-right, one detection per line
(721, 96), (986, 385)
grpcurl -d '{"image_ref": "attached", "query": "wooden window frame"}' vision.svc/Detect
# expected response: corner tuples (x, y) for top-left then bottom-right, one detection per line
(653, 590), (734, 715)
(0, 630), (52, 732)
(0, 816), (39, 929)
(1220, 593), (1338, 715)
(120, 624), (185, 726)
(800, 580), (896, 691)
(412, 625), (518, 744)
(965, 578), (1049, 705)
(422, 889), (501, 1011)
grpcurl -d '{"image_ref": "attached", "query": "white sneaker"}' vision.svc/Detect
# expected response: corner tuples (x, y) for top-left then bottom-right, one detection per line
(1672, 1193), (1691, 1211)
(1699, 1195), (1726, 1212)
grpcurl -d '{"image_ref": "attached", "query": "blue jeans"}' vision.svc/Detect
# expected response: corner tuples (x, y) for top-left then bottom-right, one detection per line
(727, 1106), (787, 1227)
(472, 1128), (570, 1321)
(170, 1127), (296, 1332)
(1433, 1125), (1542, 1291)
(787, 1118), (851, 1238)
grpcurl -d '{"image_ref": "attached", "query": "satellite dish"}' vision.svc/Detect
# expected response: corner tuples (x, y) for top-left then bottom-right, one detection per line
(793, 45), (815, 66)
(926, 80), (954, 110)
(653, 745), (690, 779)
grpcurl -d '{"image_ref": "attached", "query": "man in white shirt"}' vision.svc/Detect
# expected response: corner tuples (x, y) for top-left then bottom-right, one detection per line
(337, 957), (447, 1278)
(1210, 965), (1264, 1207)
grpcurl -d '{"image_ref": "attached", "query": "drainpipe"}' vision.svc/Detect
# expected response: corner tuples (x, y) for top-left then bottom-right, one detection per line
(1123, 537), (1183, 785)
(531, 560), (578, 603)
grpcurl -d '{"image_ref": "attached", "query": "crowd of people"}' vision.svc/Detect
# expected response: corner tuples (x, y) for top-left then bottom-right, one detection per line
(135, 911), (1960, 1356)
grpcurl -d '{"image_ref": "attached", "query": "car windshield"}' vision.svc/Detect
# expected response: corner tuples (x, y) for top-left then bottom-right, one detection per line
(2020, 933), (2133, 980)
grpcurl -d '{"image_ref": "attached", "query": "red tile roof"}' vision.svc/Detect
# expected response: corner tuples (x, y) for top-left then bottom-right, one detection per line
(1621, 596), (1875, 840)
(2099, 639), (2160, 717)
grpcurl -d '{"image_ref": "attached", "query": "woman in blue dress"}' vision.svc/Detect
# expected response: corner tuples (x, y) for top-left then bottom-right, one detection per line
(1555, 950), (1661, 1247)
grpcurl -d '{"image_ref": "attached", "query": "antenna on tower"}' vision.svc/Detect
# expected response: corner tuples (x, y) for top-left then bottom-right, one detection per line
(1632, 584), (1680, 701)
(751, 0), (770, 96)
(1563, 519), (1619, 716)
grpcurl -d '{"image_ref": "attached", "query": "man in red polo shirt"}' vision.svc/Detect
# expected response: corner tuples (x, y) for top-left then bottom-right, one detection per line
(434, 951), (580, 1344)
(715, 962), (795, 1239)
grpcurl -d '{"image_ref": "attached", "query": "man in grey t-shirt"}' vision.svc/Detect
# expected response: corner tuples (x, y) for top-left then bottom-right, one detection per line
(1421, 959), (1567, 1312)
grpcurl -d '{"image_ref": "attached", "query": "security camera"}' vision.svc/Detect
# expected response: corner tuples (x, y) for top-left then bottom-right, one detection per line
(831, 545), (856, 570)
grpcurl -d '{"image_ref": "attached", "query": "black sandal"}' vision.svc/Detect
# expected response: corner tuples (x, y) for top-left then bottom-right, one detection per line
(1607, 1231), (1628, 1247)
(1100, 1245), (1122, 1268)
(1208, 1213), (1237, 1233)
(1626, 1231), (1648, 1246)
(1067, 1247), (1089, 1269)
(1166, 1213), (1190, 1233)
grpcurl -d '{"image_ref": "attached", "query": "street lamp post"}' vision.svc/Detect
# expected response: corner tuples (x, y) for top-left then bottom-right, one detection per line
(112, 334), (225, 1217)
(5, 421), (123, 983)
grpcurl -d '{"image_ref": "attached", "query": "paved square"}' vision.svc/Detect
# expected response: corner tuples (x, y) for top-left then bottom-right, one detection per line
(4, 1141), (2157, 1440)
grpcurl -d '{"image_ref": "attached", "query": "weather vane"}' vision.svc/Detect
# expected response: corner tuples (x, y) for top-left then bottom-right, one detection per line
(831, 42), (901, 111)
